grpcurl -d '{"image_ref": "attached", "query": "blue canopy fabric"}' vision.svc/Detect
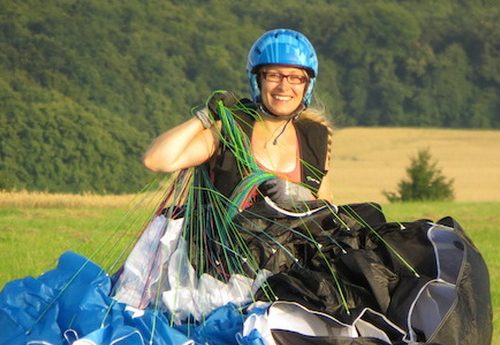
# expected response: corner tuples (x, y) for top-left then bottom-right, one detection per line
(0, 251), (245, 345)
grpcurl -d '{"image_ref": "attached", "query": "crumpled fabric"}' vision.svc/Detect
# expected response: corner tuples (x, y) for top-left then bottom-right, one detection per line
(0, 251), (244, 345)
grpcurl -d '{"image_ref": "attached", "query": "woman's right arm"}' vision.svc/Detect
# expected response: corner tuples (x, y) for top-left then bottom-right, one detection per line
(143, 116), (220, 173)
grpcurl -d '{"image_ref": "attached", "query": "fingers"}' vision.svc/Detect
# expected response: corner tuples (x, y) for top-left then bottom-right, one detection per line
(208, 91), (239, 117)
(259, 178), (286, 203)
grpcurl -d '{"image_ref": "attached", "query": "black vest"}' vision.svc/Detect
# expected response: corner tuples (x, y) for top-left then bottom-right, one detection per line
(212, 101), (330, 199)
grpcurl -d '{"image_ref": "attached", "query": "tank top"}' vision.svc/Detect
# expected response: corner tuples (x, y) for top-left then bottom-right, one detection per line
(239, 145), (302, 210)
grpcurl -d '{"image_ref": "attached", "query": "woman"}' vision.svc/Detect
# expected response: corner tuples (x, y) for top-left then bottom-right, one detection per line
(143, 28), (334, 204)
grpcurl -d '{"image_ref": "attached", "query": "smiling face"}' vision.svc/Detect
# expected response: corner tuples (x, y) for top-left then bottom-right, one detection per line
(259, 65), (309, 117)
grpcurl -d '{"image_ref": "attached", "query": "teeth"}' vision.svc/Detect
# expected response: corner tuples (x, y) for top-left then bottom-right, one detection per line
(273, 95), (291, 101)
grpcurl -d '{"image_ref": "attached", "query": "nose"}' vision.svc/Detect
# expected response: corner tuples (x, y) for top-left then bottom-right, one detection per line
(274, 78), (290, 90)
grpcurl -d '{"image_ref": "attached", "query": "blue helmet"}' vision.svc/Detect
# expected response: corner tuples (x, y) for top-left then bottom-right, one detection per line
(247, 29), (318, 107)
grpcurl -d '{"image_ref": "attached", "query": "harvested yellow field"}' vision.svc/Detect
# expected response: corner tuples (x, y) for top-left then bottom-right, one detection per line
(331, 127), (500, 204)
(0, 190), (135, 208)
(2, 128), (499, 207)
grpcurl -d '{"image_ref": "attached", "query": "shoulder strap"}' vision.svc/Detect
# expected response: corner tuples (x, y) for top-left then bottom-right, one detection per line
(294, 118), (330, 193)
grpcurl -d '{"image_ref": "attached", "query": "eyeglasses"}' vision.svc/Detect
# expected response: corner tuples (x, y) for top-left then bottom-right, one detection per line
(260, 71), (309, 85)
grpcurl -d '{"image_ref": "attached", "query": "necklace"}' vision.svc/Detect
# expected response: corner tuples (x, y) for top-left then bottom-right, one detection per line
(272, 118), (293, 145)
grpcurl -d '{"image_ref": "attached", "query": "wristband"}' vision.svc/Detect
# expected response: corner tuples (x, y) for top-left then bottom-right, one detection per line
(194, 109), (214, 129)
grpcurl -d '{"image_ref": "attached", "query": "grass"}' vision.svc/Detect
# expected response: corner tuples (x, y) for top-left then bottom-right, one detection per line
(0, 198), (497, 343)
(0, 190), (167, 285)
(384, 201), (499, 344)
(0, 207), (130, 283)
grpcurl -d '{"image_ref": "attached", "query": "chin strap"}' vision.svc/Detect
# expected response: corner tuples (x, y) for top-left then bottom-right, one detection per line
(255, 102), (307, 145)
(256, 103), (306, 122)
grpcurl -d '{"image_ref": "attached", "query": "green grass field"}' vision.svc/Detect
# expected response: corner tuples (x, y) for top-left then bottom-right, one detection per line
(0, 201), (497, 343)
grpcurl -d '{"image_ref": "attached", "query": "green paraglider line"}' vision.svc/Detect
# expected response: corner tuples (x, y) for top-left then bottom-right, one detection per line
(343, 203), (420, 278)
(80, 95), (422, 341)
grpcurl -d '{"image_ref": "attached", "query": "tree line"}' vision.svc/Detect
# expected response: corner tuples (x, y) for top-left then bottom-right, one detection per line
(0, 0), (498, 193)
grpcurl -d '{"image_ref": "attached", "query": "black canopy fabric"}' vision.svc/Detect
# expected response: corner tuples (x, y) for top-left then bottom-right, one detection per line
(110, 190), (492, 344)
(233, 201), (492, 345)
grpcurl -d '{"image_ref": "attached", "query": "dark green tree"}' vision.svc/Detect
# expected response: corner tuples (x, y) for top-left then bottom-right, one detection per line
(384, 148), (454, 202)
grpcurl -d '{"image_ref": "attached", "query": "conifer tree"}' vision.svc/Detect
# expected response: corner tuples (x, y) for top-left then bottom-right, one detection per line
(384, 148), (454, 202)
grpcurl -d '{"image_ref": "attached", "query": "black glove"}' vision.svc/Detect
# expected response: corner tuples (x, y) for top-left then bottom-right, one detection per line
(207, 90), (239, 120)
(259, 178), (314, 205)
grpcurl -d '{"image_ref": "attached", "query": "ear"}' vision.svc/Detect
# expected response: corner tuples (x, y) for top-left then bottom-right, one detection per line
(255, 68), (262, 89)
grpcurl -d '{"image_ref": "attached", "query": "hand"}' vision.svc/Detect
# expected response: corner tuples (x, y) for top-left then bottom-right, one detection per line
(207, 90), (239, 120)
(259, 178), (314, 205)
